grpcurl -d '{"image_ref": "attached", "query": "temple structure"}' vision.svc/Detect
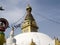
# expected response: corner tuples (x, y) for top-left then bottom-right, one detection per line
(0, 4), (60, 45)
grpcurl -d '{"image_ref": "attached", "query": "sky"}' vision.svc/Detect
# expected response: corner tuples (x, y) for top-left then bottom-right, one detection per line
(0, 0), (60, 39)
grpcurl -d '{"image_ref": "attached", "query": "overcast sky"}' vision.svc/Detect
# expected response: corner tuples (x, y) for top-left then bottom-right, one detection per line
(0, 0), (60, 39)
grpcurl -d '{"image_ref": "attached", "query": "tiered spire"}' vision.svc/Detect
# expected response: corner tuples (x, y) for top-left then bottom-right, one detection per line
(21, 4), (38, 33)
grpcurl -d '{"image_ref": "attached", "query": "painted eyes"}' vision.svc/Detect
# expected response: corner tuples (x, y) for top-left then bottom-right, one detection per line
(0, 22), (5, 27)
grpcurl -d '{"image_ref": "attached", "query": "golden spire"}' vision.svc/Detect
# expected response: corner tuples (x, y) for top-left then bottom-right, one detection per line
(21, 4), (38, 33)
(26, 4), (32, 12)
(30, 39), (36, 45)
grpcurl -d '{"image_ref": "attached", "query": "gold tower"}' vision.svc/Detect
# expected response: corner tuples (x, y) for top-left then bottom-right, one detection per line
(21, 4), (38, 33)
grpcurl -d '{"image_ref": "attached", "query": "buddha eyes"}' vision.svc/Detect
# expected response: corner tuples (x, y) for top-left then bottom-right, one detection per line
(0, 22), (5, 27)
(0, 22), (3, 26)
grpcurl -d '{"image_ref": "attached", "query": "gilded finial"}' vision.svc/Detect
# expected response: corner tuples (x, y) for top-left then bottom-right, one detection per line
(30, 39), (36, 45)
(26, 4), (30, 8)
(26, 4), (32, 12)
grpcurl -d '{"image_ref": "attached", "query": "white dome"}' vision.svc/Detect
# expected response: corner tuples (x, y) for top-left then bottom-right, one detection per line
(14, 32), (52, 45)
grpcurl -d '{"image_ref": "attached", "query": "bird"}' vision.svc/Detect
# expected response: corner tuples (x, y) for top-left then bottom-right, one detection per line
(0, 6), (4, 11)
